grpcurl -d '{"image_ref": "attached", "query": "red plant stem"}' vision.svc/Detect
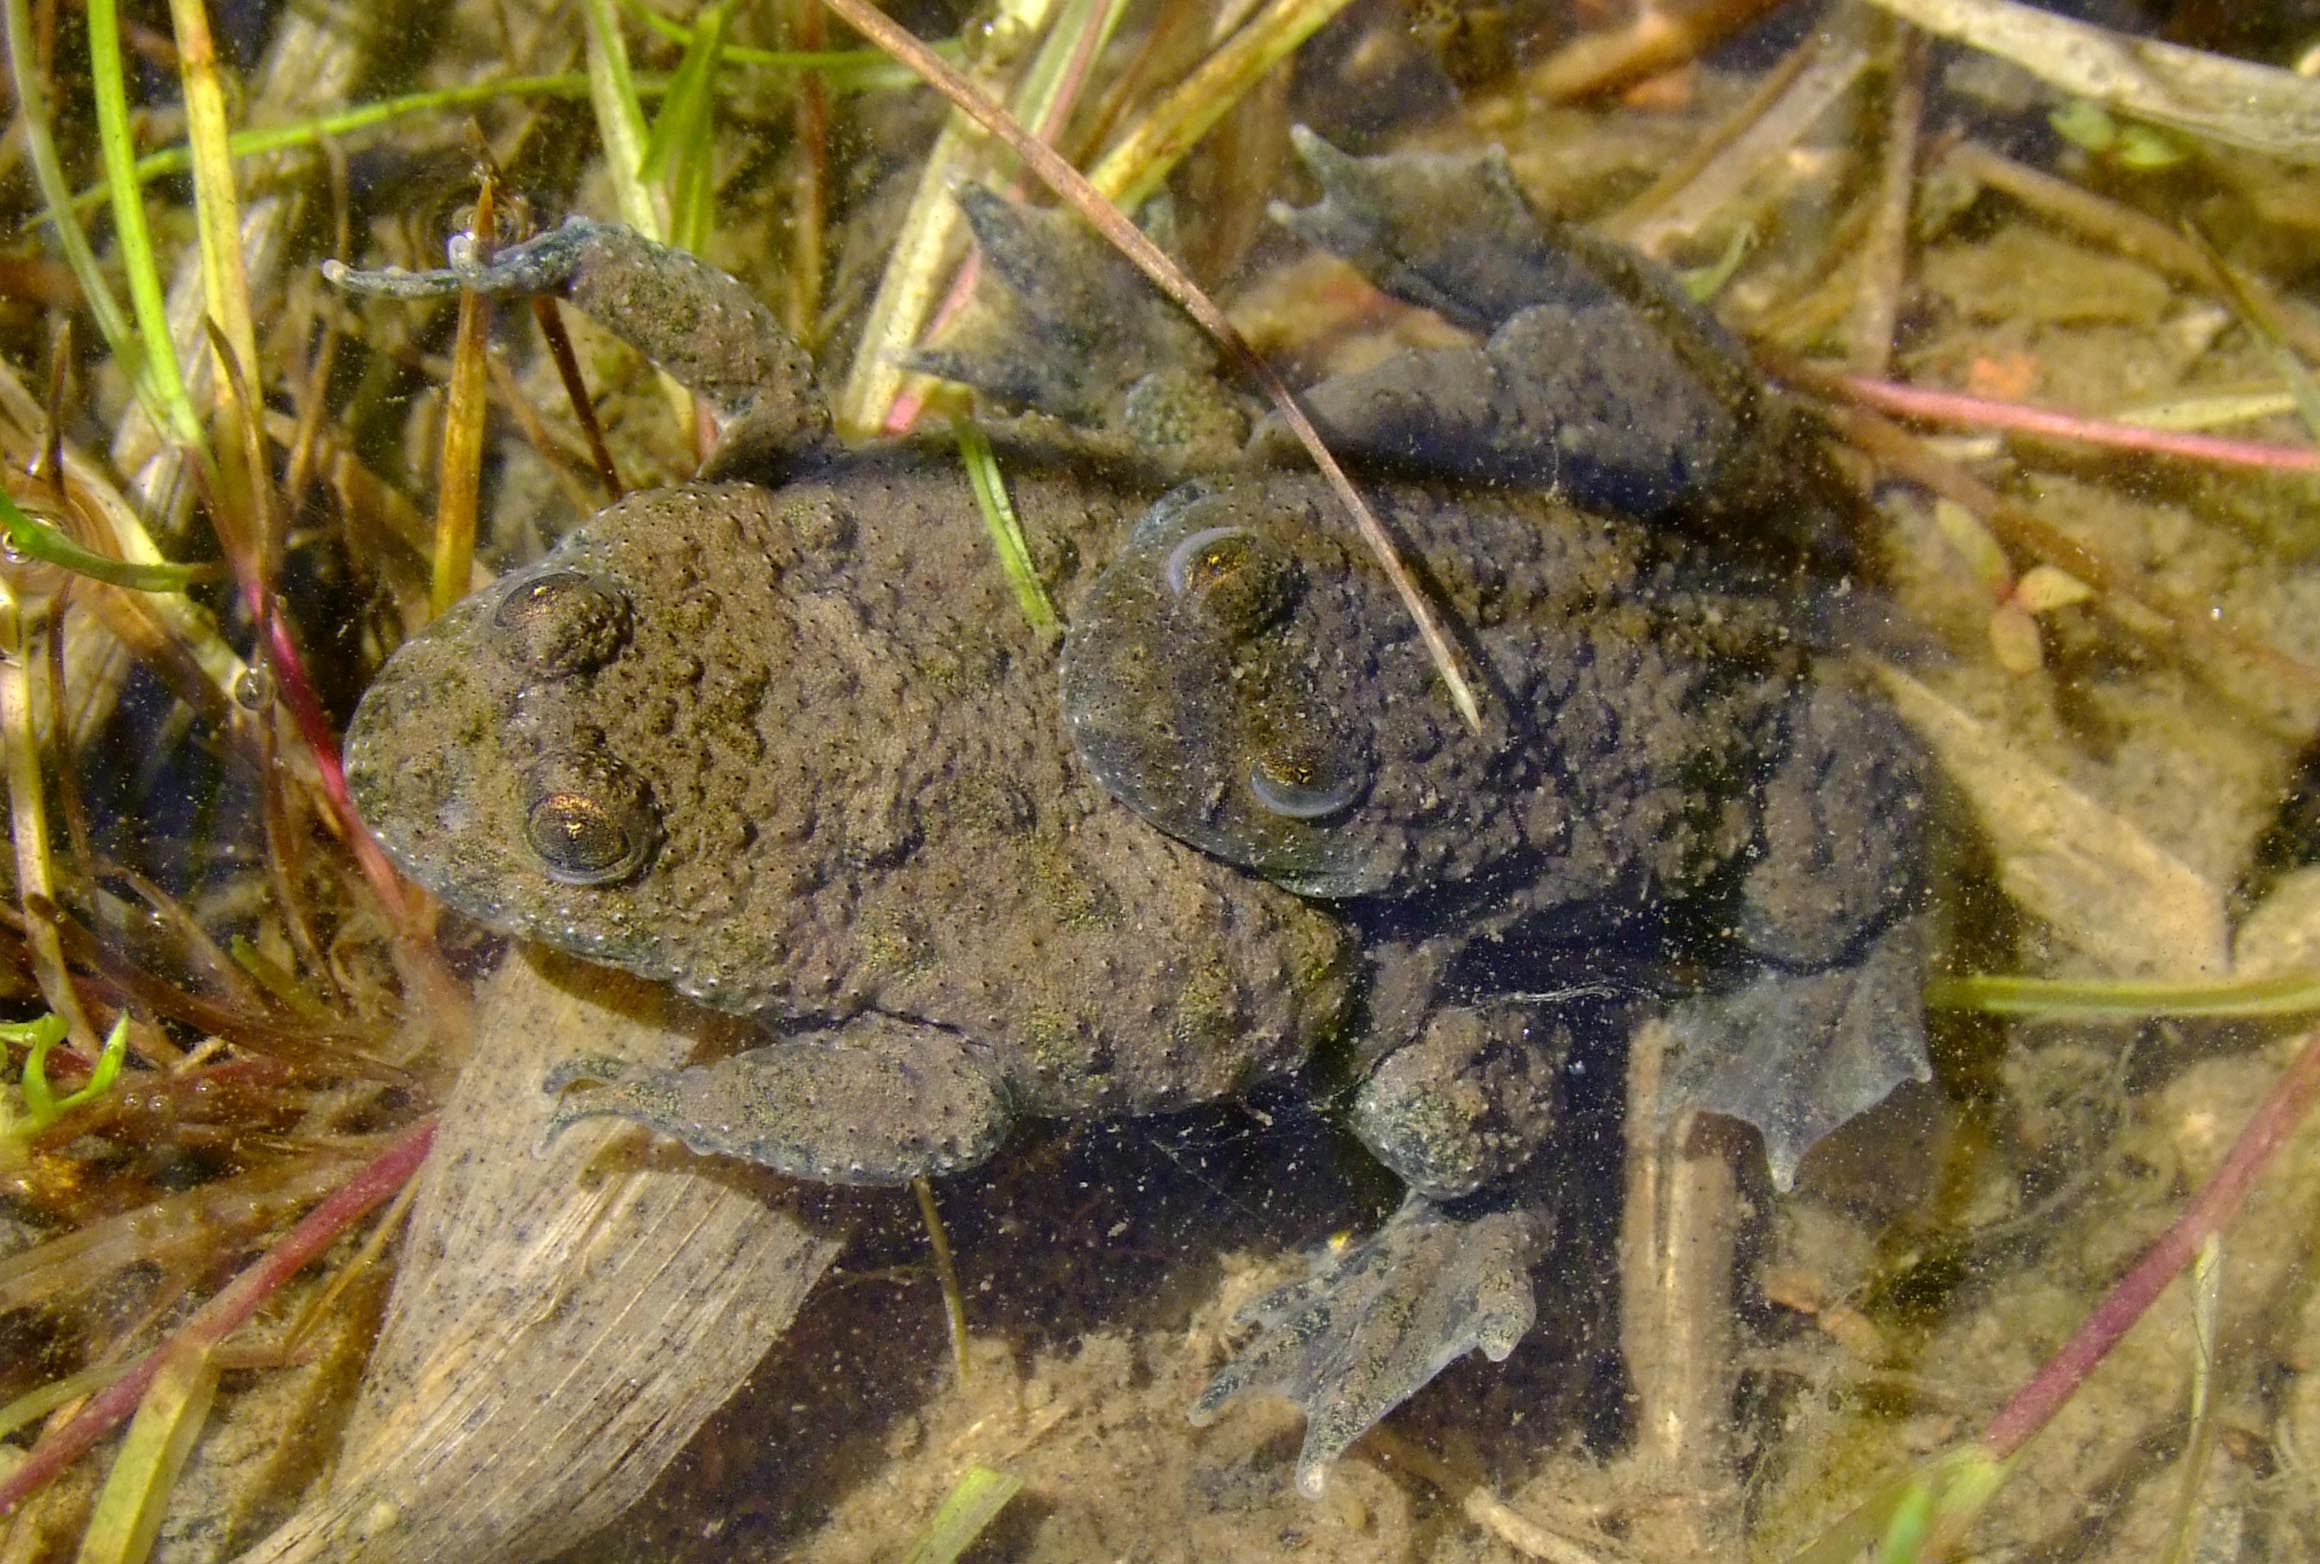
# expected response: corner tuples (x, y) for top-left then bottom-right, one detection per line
(1841, 374), (2320, 474)
(192, 327), (412, 928)
(255, 598), (407, 924)
(1981, 1025), (2320, 1458)
(0, 1118), (435, 1518)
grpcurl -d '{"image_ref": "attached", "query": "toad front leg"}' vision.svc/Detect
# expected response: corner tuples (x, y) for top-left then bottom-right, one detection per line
(326, 218), (829, 480)
(543, 1014), (1015, 1186)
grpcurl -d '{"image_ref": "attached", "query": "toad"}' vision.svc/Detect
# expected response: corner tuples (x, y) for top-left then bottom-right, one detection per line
(332, 134), (1932, 1495)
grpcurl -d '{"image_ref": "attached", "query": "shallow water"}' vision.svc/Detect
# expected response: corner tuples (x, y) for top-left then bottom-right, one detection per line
(8, 3), (2320, 1563)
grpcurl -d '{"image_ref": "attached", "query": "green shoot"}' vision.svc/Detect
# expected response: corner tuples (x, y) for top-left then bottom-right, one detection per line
(1677, 224), (1755, 303)
(8, 1013), (131, 1132)
(639, 1), (731, 254)
(901, 1464), (1023, 1564)
(952, 422), (1059, 633)
(0, 488), (206, 592)
(85, 0), (204, 448)
(1785, 1445), (2012, 1564)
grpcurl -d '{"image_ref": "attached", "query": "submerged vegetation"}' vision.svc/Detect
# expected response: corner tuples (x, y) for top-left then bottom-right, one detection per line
(2, 0), (2320, 1559)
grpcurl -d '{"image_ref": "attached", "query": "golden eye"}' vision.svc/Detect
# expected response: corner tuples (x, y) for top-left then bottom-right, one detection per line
(1247, 714), (1366, 821)
(1163, 525), (1299, 640)
(494, 568), (632, 675)
(523, 756), (658, 884)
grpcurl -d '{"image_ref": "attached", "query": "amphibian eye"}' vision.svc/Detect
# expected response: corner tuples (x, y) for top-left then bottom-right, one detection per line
(523, 756), (659, 885)
(1164, 525), (1299, 640)
(1247, 715), (1367, 821)
(494, 569), (632, 675)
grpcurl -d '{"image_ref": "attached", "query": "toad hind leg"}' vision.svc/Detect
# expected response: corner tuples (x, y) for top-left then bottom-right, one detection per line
(1666, 681), (1936, 1188)
(542, 1014), (1012, 1187)
(1268, 128), (1764, 517)
(1192, 1194), (1545, 1497)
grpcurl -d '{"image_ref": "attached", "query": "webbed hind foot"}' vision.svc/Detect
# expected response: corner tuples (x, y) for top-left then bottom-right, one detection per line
(1664, 918), (1933, 1190)
(1265, 127), (1761, 516)
(1193, 1195), (1545, 1496)
(909, 188), (1247, 463)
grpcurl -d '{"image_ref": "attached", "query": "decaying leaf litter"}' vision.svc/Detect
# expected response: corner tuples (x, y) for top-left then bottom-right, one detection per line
(8, 0), (2320, 1560)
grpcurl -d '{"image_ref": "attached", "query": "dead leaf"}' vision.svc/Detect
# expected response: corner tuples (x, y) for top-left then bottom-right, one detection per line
(1875, 663), (2229, 976)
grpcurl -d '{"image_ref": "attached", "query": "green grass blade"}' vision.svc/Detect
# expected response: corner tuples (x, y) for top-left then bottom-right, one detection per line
(0, 1365), (125, 1442)
(86, 0), (203, 447)
(1784, 1445), (2011, 1564)
(73, 1347), (218, 1564)
(169, 0), (262, 432)
(901, 1464), (1023, 1564)
(51, 60), (912, 228)
(1087, 0), (1359, 209)
(953, 419), (1059, 632)
(2157, 1235), (2225, 1564)
(581, 0), (664, 239)
(1928, 969), (2320, 1017)
(0, 488), (204, 592)
(641, 1), (731, 254)
(641, 3), (726, 182)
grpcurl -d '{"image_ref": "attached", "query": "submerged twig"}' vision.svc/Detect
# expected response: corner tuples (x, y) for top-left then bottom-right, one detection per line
(1371, 1426), (1626, 1564)
(1526, 0), (1791, 104)
(913, 1175), (972, 1388)
(1847, 24), (1926, 378)
(1609, 29), (1877, 260)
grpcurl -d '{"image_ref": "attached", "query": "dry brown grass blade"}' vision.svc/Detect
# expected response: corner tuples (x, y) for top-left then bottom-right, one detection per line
(815, 0), (1484, 732)
(1873, 664), (2230, 976)
(433, 174), (497, 619)
(1863, 0), (2320, 165)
